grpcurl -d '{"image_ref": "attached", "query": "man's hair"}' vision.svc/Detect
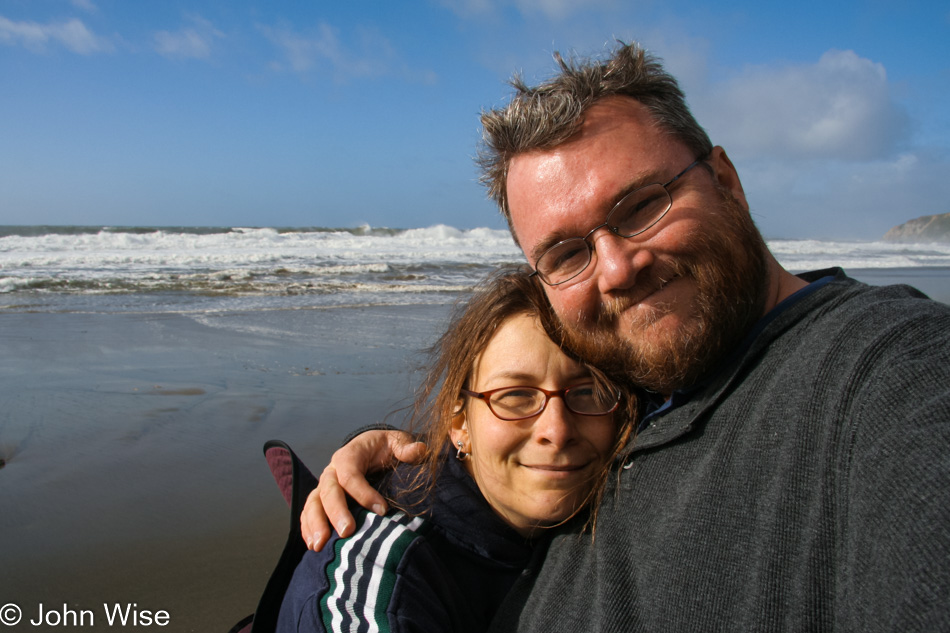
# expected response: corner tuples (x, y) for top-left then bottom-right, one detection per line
(477, 41), (713, 239)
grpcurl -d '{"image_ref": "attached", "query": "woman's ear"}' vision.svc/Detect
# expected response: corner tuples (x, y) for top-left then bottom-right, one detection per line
(449, 403), (469, 448)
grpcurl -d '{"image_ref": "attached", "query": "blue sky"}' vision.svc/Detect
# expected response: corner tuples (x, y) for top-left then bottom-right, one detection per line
(1, 0), (948, 239)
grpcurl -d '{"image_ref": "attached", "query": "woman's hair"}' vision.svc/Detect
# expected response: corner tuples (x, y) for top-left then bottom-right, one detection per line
(477, 41), (713, 242)
(395, 266), (636, 534)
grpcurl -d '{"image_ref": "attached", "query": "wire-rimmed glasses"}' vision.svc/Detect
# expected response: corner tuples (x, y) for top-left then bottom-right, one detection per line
(531, 158), (704, 286)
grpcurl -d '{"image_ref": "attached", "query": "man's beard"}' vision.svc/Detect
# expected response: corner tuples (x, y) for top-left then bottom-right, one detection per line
(560, 189), (770, 395)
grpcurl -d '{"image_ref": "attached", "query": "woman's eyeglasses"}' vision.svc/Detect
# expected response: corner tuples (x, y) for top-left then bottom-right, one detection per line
(461, 383), (620, 421)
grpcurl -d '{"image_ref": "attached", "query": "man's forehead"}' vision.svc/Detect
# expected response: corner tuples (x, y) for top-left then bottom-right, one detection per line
(507, 152), (592, 262)
(506, 102), (673, 259)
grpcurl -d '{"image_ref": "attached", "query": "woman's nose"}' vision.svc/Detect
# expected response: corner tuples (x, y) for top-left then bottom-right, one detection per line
(533, 396), (580, 448)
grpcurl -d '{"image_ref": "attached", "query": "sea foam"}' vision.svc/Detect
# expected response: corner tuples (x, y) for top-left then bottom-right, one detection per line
(2, 225), (949, 312)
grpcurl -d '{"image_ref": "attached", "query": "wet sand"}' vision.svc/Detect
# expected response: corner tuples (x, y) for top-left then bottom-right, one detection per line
(0, 303), (451, 632)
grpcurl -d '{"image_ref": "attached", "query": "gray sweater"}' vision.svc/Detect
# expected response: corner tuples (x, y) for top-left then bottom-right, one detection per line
(490, 269), (950, 632)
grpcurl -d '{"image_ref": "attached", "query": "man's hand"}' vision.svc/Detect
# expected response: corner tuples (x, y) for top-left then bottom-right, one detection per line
(300, 429), (426, 551)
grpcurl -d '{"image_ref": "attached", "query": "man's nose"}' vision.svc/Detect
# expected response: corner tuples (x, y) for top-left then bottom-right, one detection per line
(590, 228), (654, 294)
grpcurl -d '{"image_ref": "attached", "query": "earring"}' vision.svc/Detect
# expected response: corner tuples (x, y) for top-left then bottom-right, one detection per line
(455, 440), (469, 461)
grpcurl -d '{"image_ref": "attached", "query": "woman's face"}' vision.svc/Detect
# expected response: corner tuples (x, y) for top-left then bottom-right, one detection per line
(452, 313), (618, 537)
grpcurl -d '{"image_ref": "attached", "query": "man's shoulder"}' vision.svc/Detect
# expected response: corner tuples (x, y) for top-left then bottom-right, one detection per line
(716, 268), (950, 406)
(747, 269), (950, 402)
(799, 267), (936, 308)
(776, 268), (949, 344)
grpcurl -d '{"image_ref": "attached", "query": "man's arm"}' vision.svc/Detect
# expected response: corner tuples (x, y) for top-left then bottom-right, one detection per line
(841, 347), (950, 631)
(300, 429), (426, 551)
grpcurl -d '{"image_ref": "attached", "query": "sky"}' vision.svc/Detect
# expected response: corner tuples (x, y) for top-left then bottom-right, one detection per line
(1, 1), (948, 240)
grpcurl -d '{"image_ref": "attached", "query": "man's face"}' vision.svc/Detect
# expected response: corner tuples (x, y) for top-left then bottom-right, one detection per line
(506, 97), (770, 394)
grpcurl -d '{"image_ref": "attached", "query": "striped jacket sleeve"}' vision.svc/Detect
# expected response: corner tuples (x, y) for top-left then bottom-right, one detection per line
(279, 508), (464, 633)
(317, 510), (426, 632)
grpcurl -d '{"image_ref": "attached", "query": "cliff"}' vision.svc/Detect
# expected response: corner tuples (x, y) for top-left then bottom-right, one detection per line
(883, 212), (950, 243)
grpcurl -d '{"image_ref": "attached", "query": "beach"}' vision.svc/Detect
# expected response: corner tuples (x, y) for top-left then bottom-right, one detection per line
(2, 224), (950, 632)
(0, 302), (452, 632)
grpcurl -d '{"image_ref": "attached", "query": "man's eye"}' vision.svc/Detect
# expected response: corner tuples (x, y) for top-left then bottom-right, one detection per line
(544, 241), (588, 271)
(611, 186), (668, 230)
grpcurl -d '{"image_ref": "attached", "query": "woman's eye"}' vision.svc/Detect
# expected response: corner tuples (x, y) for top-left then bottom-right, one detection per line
(495, 389), (537, 403)
(491, 389), (541, 411)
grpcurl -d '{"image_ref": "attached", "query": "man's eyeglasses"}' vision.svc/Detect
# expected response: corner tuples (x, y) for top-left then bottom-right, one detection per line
(460, 383), (620, 421)
(531, 158), (704, 286)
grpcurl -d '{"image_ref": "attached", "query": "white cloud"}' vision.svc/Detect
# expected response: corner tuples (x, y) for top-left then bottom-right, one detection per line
(736, 149), (950, 240)
(153, 15), (223, 61)
(0, 15), (111, 54)
(641, 43), (941, 239)
(259, 22), (436, 84)
(70, 0), (98, 13)
(434, 0), (496, 18)
(513, 0), (616, 20)
(259, 22), (342, 73)
(699, 50), (910, 162)
(437, 0), (615, 20)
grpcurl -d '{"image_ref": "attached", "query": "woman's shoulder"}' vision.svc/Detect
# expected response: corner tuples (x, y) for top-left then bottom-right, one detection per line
(293, 506), (431, 593)
(332, 506), (430, 561)
(277, 507), (478, 632)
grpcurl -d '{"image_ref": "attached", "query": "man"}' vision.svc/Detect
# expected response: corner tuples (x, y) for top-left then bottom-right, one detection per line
(304, 43), (950, 631)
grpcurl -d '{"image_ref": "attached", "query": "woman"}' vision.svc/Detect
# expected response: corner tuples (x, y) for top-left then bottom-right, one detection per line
(277, 267), (635, 633)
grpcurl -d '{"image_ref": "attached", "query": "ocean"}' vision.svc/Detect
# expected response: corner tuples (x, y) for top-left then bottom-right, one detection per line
(4, 224), (950, 312)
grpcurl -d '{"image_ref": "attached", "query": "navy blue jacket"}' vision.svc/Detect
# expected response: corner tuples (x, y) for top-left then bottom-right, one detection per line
(276, 452), (537, 633)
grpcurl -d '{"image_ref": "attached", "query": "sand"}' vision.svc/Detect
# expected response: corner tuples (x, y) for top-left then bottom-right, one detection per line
(0, 303), (452, 632)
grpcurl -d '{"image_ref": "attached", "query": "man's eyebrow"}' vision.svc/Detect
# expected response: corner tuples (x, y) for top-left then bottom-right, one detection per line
(610, 164), (678, 205)
(529, 229), (575, 264)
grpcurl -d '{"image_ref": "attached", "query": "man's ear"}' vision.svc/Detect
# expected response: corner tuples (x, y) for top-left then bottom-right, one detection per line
(707, 146), (748, 211)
